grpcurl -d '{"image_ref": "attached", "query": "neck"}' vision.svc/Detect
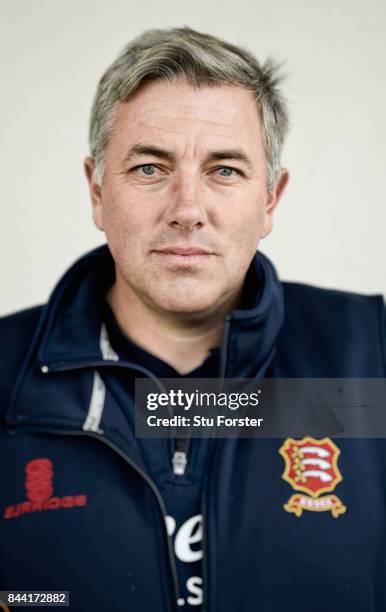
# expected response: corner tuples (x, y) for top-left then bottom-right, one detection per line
(106, 280), (238, 375)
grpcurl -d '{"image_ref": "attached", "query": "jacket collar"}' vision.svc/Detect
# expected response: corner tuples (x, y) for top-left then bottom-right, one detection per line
(36, 243), (284, 378)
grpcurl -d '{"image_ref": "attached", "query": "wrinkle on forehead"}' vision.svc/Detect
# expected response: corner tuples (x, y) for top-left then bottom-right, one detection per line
(144, 115), (245, 130)
(118, 103), (252, 131)
(109, 82), (263, 160)
(126, 105), (246, 126)
(135, 119), (247, 138)
(125, 103), (240, 118)
(115, 86), (260, 132)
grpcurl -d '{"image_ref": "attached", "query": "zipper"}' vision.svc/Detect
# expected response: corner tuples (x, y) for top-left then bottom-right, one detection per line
(6, 425), (182, 612)
(172, 438), (190, 476)
(169, 316), (231, 477)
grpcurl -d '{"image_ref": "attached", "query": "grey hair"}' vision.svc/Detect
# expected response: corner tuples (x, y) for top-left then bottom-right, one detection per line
(89, 27), (289, 190)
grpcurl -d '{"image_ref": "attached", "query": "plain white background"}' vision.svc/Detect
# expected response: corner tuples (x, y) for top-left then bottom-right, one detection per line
(1, 0), (385, 316)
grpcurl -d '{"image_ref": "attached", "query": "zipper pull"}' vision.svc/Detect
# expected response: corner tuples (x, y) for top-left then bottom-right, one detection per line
(172, 451), (187, 476)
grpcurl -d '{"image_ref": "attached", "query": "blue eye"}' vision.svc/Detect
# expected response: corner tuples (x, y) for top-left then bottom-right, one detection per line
(218, 167), (235, 177)
(140, 165), (156, 176)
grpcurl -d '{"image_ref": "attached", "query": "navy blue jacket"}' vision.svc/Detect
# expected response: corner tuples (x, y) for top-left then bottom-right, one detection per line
(1, 245), (385, 611)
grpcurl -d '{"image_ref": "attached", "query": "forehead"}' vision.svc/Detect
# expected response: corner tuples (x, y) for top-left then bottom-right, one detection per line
(108, 80), (263, 153)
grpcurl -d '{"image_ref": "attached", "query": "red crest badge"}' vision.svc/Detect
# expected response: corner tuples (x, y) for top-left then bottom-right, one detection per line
(279, 437), (347, 518)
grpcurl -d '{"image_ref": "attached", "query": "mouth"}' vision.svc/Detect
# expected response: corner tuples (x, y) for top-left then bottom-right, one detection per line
(155, 246), (212, 255)
(151, 246), (215, 266)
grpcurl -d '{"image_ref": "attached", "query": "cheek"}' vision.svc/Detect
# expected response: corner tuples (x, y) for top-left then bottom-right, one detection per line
(102, 192), (150, 248)
(217, 198), (265, 283)
(224, 199), (265, 248)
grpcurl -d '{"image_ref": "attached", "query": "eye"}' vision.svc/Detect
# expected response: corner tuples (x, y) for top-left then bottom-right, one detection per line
(215, 166), (240, 178)
(137, 164), (157, 176)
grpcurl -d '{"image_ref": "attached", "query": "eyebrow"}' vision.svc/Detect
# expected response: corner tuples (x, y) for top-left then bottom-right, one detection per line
(124, 144), (176, 163)
(124, 144), (253, 170)
(205, 149), (253, 170)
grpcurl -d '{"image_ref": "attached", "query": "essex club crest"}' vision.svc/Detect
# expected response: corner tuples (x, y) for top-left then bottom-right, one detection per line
(279, 437), (347, 518)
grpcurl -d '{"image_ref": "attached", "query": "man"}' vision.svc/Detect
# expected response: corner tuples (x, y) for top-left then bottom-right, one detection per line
(0, 27), (385, 612)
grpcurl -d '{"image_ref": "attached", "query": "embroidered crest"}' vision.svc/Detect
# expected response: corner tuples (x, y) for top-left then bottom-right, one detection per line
(279, 437), (347, 518)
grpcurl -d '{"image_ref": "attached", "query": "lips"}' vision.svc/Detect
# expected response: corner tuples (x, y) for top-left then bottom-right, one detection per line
(151, 246), (215, 267)
(154, 246), (212, 256)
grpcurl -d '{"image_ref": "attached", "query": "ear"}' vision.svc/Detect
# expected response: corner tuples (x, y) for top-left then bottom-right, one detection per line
(84, 157), (104, 232)
(260, 168), (289, 239)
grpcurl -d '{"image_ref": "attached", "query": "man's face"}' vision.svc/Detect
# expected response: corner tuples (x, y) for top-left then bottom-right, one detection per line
(85, 80), (287, 318)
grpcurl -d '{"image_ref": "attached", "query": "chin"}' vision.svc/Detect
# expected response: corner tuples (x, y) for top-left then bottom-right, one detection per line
(161, 300), (216, 315)
(146, 277), (223, 315)
(154, 292), (221, 316)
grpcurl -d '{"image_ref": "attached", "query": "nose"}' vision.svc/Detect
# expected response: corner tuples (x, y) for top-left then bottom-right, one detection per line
(165, 172), (207, 230)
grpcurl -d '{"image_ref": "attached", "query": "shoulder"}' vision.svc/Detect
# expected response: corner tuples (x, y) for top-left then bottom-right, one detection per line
(281, 280), (385, 333)
(0, 304), (44, 406)
(278, 282), (386, 375)
(0, 304), (44, 347)
(282, 280), (385, 318)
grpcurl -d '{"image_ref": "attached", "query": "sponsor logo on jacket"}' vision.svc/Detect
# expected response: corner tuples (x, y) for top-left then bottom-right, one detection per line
(3, 458), (87, 520)
(279, 437), (347, 518)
